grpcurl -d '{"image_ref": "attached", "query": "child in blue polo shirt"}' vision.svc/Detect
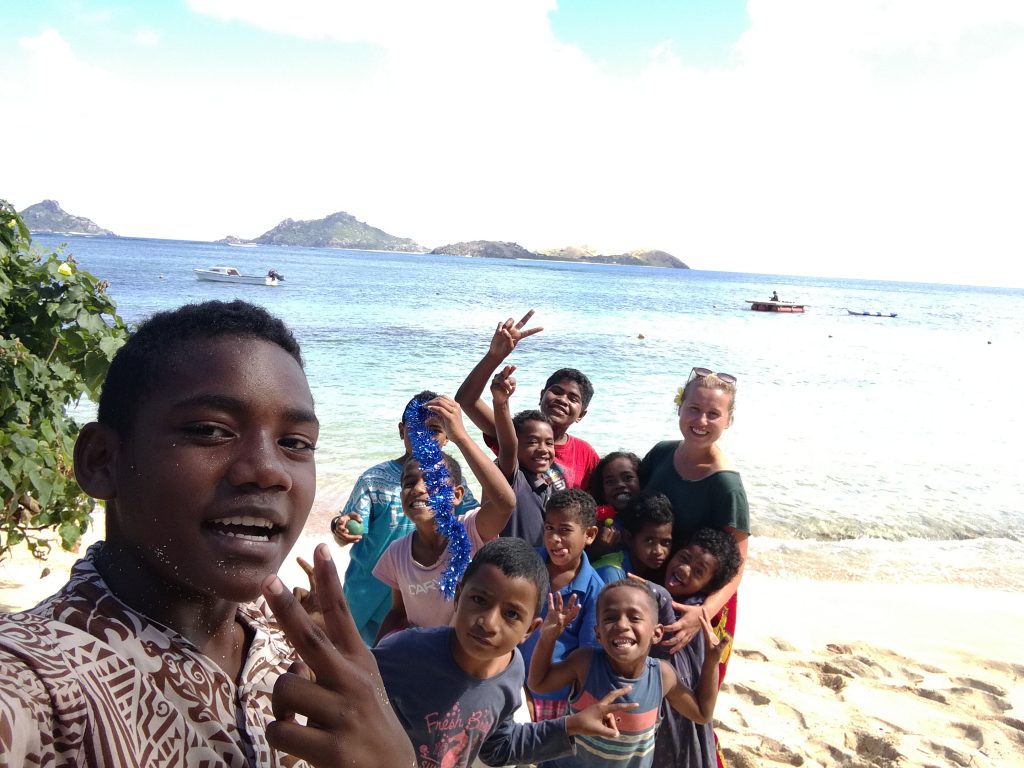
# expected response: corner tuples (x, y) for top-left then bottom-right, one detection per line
(520, 488), (604, 722)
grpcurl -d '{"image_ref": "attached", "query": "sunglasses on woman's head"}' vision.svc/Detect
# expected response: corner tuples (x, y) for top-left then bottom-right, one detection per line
(687, 367), (737, 385)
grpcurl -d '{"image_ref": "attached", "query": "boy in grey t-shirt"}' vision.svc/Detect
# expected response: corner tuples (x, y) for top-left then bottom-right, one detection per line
(372, 538), (636, 768)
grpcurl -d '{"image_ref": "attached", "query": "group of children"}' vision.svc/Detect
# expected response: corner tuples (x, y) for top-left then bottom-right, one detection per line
(332, 311), (744, 768)
(0, 299), (744, 768)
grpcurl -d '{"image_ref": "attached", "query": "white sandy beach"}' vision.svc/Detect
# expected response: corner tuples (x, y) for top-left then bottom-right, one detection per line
(3, 520), (1022, 768)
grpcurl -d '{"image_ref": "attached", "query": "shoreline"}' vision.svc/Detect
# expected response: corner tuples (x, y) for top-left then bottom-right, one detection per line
(3, 524), (1022, 766)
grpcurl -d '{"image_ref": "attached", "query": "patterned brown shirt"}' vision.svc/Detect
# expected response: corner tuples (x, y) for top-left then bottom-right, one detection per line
(0, 545), (309, 767)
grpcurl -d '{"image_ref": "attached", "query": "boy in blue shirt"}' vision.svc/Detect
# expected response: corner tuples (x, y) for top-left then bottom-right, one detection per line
(331, 390), (479, 646)
(520, 488), (604, 721)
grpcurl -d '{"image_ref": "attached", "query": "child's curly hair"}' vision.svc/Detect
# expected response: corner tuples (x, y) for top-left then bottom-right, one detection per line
(545, 488), (597, 528)
(682, 528), (743, 594)
(616, 492), (673, 535)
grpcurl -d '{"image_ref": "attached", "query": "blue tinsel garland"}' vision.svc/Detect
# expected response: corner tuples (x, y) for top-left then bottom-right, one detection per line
(403, 399), (471, 599)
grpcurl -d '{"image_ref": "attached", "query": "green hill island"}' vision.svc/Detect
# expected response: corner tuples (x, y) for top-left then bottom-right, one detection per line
(223, 210), (688, 268)
(431, 241), (688, 269)
(220, 211), (424, 252)
(19, 200), (115, 236)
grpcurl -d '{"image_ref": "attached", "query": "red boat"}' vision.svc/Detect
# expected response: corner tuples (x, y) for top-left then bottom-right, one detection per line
(747, 300), (806, 313)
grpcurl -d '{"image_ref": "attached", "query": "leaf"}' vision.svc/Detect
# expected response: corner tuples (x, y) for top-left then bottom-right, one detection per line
(10, 433), (39, 455)
(98, 335), (123, 358)
(76, 309), (106, 334)
(49, 361), (75, 381)
(30, 471), (55, 508)
(0, 463), (15, 494)
(58, 522), (82, 550)
(39, 422), (57, 442)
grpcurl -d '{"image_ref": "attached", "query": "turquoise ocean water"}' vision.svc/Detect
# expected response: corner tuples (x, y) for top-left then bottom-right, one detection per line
(34, 234), (1024, 590)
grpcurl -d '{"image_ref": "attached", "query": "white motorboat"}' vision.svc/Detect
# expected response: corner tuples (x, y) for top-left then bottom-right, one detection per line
(193, 266), (283, 286)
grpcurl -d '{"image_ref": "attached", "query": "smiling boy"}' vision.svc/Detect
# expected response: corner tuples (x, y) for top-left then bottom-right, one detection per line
(489, 364), (563, 546)
(0, 300), (413, 768)
(528, 580), (728, 768)
(455, 309), (600, 489)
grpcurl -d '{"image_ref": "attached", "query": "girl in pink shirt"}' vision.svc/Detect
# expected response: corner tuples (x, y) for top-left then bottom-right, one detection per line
(372, 394), (516, 642)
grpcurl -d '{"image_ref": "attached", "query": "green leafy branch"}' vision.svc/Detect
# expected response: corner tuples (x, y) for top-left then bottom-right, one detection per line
(1, 199), (128, 560)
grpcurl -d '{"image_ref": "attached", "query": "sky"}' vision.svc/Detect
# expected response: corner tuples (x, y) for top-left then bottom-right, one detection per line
(2, 1), (1023, 287)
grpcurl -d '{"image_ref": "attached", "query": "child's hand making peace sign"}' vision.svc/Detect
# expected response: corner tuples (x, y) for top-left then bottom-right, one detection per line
(539, 591), (580, 638)
(489, 365), (517, 407)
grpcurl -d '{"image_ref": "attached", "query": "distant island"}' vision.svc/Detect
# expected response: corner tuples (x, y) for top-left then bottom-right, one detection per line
(19, 200), (115, 236)
(431, 241), (688, 269)
(18, 200), (686, 268)
(219, 211), (424, 252)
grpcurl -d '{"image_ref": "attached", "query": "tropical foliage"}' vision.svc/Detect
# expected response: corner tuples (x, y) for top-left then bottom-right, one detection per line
(0, 199), (128, 560)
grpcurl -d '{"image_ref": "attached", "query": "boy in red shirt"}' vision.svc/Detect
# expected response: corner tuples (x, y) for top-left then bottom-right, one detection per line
(456, 309), (599, 489)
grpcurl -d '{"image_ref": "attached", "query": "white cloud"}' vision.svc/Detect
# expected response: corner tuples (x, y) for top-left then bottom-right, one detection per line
(18, 27), (78, 70)
(5, 2), (1024, 286)
(131, 29), (160, 47)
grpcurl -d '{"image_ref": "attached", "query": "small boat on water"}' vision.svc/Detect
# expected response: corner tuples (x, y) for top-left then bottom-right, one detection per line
(846, 309), (897, 317)
(747, 300), (806, 313)
(227, 242), (258, 248)
(193, 266), (283, 286)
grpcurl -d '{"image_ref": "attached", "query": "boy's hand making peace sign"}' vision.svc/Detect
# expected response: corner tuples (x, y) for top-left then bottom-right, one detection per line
(489, 309), (544, 360)
(263, 544), (416, 768)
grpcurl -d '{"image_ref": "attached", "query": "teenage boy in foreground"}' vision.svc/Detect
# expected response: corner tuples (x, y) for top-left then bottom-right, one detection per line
(0, 300), (414, 768)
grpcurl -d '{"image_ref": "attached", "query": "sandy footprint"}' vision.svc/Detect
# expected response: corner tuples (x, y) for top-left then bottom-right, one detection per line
(911, 686), (948, 705)
(815, 654), (892, 680)
(723, 736), (806, 767)
(775, 700), (809, 730)
(723, 682), (772, 706)
(734, 647), (770, 662)
(997, 715), (1024, 733)
(898, 665), (925, 684)
(947, 685), (1012, 714)
(953, 676), (1007, 697)
(923, 740), (975, 767)
(770, 636), (798, 652)
(846, 729), (902, 767)
(819, 672), (846, 693)
(995, 716), (1024, 748)
(950, 722), (984, 749)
